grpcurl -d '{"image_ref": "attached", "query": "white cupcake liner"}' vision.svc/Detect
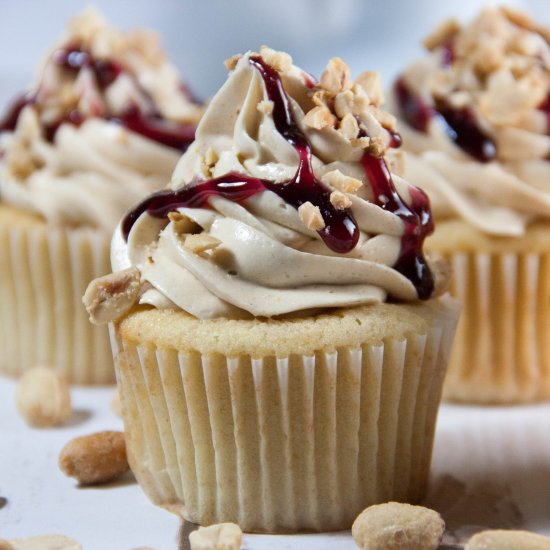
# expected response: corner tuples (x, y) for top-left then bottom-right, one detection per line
(443, 251), (550, 403)
(0, 218), (114, 384)
(113, 305), (458, 533)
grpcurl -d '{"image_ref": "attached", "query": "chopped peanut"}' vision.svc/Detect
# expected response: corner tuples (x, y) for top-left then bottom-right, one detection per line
(298, 202), (325, 231)
(423, 18), (461, 51)
(330, 191), (352, 210)
(224, 54), (242, 71)
(319, 57), (351, 94)
(322, 170), (363, 193)
(184, 234), (222, 254)
(303, 106), (336, 130)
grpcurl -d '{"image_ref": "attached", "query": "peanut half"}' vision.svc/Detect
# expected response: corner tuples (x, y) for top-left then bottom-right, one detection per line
(189, 523), (243, 550)
(352, 502), (445, 550)
(59, 431), (129, 485)
(5, 535), (81, 549)
(466, 530), (550, 550)
(16, 367), (72, 428)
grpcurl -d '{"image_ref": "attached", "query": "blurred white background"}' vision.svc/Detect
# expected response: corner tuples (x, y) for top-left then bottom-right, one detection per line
(1, 0), (550, 105)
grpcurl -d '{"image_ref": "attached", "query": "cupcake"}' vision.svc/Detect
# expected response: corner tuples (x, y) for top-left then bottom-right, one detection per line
(85, 47), (459, 532)
(389, 7), (550, 403)
(0, 9), (202, 384)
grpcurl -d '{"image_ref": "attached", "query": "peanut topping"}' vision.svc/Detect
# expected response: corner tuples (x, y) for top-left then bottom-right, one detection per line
(422, 18), (461, 51)
(257, 99), (274, 115)
(338, 113), (360, 139)
(224, 54), (242, 71)
(184, 234), (222, 254)
(416, 7), (550, 133)
(298, 202), (325, 231)
(302, 105), (337, 130)
(319, 57), (351, 94)
(259, 46), (292, 72)
(330, 191), (352, 210)
(83, 267), (141, 325)
(354, 71), (384, 107)
(322, 169), (363, 193)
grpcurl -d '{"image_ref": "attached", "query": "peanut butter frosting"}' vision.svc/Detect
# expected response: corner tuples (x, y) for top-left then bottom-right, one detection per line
(0, 9), (202, 232)
(389, 7), (550, 236)
(88, 47), (445, 322)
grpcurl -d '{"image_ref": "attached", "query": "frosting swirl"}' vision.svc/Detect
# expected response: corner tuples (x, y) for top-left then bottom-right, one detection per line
(0, 9), (202, 232)
(389, 7), (550, 236)
(100, 48), (440, 321)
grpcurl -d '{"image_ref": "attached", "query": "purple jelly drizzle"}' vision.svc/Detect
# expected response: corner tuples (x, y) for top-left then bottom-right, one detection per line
(362, 154), (434, 299)
(122, 55), (434, 298)
(0, 46), (196, 152)
(394, 77), (496, 162)
(0, 93), (36, 133)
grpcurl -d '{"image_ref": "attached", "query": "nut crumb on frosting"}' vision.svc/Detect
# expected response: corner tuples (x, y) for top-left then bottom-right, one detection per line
(320, 57), (351, 94)
(338, 112), (360, 139)
(298, 201), (325, 231)
(422, 18), (461, 51)
(224, 54), (242, 71)
(322, 169), (363, 193)
(184, 234), (222, 254)
(189, 522), (243, 550)
(83, 267), (141, 325)
(330, 190), (352, 210)
(259, 45), (293, 72)
(302, 105), (337, 130)
(257, 99), (274, 115)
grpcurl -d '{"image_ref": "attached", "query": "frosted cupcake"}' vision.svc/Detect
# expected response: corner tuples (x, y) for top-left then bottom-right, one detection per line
(389, 7), (550, 403)
(85, 47), (458, 532)
(0, 9), (202, 384)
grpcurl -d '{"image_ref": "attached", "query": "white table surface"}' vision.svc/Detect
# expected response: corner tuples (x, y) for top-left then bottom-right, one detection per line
(1, 376), (549, 549)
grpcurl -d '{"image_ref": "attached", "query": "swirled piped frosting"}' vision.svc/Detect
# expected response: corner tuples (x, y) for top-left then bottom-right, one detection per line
(97, 47), (441, 321)
(0, 9), (202, 232)
(389, 7), (550, 236)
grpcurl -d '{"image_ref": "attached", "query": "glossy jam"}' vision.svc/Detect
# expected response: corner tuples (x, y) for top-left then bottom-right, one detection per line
(394, 78), (432, 132)
(54, 46), (123, 88)
(0, 93), (36, 133)
(435, 101), (496, 162)
(394, 78), (496, 162)
(0, 45), (196, 151)
(123, 55), (434, 298)
(362, 154), (434, 299)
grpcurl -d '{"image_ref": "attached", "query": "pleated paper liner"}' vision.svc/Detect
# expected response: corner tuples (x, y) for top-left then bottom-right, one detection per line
(0, 204), (114, 384)
(442, 250), (550, 404)
(112, 298), (459, 533)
